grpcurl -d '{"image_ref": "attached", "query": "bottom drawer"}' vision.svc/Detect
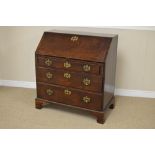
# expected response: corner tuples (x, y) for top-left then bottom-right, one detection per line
(37, 83), (102, 111)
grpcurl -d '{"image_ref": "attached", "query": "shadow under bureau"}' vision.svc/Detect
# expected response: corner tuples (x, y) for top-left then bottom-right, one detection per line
(35, 30), (118, 124)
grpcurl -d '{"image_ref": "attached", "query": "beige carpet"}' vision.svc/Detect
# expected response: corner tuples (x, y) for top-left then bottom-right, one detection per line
(0, 86), (155, 129)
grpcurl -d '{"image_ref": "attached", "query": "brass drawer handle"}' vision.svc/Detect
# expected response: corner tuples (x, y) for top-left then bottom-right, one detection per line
(83, 78), (91, 86)
(83, 64), (91, 72)
(64, 89), (72, 95)
(64, 61), (71, 68)
(70, 36), (78, 42)
(45, 58), (52, 66)
(46, 72), (53, 79)
(83, 96), (91, 103)
(64, 73), (71, 79)
(46, 89), (53, 96)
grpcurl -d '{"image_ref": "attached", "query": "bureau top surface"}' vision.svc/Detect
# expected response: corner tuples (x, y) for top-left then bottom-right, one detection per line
(36, 30), (117, 62)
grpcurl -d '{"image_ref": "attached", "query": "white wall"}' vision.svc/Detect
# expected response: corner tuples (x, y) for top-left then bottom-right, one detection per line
(0, 26), (155, 93)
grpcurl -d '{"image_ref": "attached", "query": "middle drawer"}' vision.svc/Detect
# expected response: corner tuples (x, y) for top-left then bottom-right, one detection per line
(36, 67), (103, 92)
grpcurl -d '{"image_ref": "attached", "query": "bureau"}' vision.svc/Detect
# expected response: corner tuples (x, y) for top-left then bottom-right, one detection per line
(35, 30), (118, 124)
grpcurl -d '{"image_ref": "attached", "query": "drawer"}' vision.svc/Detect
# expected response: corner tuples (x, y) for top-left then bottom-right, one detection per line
(36, 67), (103, 92)
(37, 83), (102, 111)
(36, 55), (103, 75)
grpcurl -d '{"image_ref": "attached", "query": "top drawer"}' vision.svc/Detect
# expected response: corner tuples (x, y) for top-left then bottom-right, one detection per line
(36, 55), (103, 75)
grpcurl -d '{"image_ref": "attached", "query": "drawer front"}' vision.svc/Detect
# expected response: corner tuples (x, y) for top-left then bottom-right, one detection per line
(37, 83), (102, 111)
(36, 55), (102, 75)
(36, 67), (103, 92)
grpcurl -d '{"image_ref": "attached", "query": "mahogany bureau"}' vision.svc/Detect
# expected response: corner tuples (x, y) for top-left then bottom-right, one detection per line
(35, 30), (118, 124)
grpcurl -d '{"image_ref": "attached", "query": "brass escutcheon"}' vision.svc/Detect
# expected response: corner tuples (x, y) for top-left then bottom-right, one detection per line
(46, 89), (53, 96)
(64, 89), (72, 95)
(64, 73), (71, 79)
(45, 59), (52, 66)
(83, 96), (91, 103)
(64, 61), (71, 68)
(46, 72), (53, 79)
(70, 36), (78, 42)
(83, 78), (91, 86)
(83, 64), (91, 72)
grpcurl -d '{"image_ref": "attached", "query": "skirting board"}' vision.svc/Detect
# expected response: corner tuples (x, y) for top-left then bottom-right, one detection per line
(0, 80), (155, 98)
(0, 80), (36, 89)
(115, 89), (155, 99)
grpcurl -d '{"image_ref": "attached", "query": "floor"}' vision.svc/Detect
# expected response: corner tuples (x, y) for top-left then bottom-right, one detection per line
(0, 86), (155, 129)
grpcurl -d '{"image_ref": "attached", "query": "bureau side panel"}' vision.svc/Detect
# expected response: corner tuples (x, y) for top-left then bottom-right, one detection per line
(103, 36), (118, 109)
